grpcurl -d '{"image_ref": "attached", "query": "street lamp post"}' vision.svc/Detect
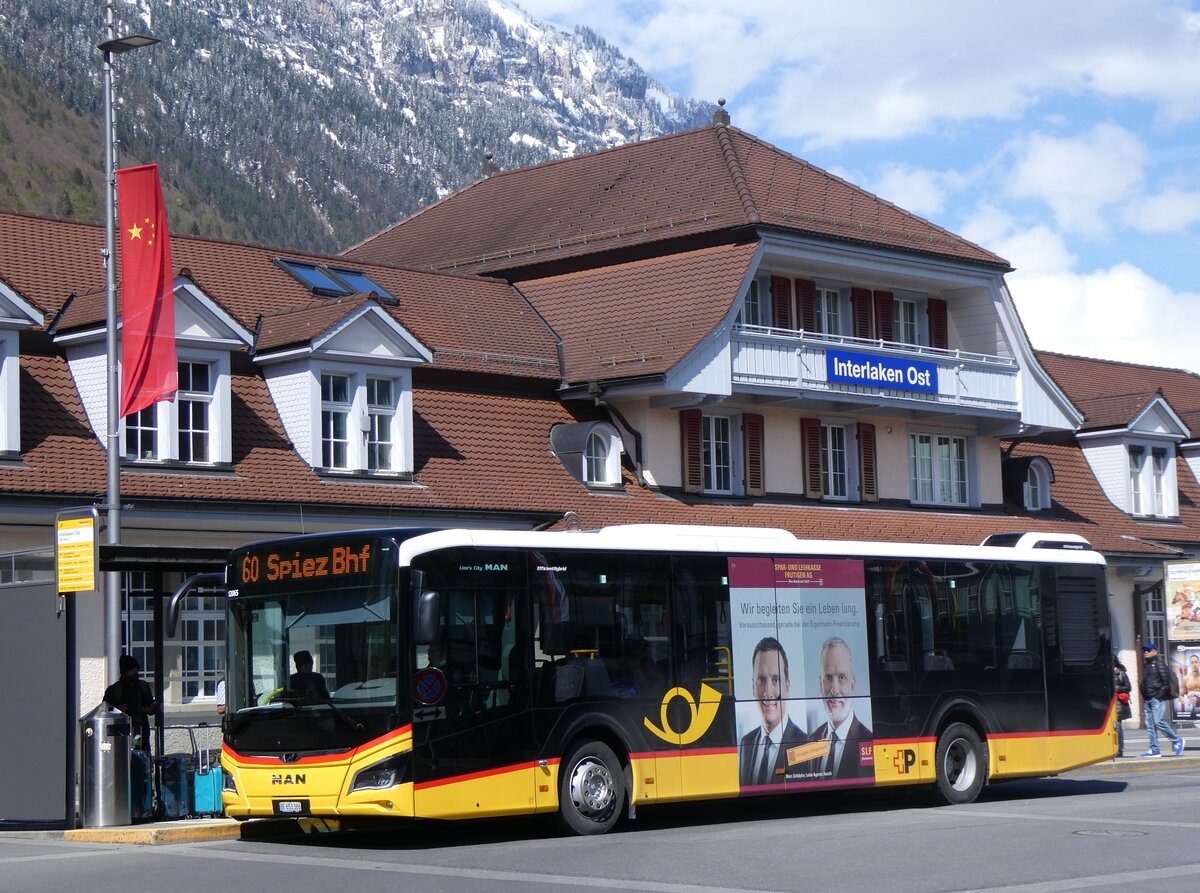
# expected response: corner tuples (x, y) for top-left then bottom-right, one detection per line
(98, 2), (158, 683)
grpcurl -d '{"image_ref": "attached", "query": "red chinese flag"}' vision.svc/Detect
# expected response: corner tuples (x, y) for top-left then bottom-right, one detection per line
(118, 164), (177, 418)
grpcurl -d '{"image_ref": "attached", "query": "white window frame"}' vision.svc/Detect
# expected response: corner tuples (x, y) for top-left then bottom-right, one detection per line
(365, 376), (395, 472)
(816, 287), (842, 335)
(736, 279), (765, 327)
(1023, 458), (1052, 511)
(909, 429), (972, 507)
(120, 350), (232, 465)
(821, 422), (849, 499)
(0, 329), (22, 454)
(176, 359), (214, 463)
(702, 414), (732, 494)
(321, 371), (352, 470)
(1152, 449), (1168, 516)
(314, 364), (409, 475)
(894, 298), (918, 345)
(1129, 446), (1145, 516)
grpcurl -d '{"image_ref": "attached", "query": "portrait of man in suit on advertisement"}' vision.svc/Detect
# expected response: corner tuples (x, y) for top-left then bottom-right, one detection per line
(738, 636), (807, 786)
(808, 636), (873, 779)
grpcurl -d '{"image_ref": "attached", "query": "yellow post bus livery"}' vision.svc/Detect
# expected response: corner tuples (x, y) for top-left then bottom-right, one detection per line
(218, 525), (1115, 834)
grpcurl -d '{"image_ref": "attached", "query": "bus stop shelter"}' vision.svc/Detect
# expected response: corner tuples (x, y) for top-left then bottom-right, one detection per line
(0, 543), (228, 829)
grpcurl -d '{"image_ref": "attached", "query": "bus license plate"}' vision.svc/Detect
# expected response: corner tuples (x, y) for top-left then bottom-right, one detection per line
(272, 799), (310, 816)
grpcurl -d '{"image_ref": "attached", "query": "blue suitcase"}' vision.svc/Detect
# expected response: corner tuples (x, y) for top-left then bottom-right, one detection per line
(159, 753), (192, 819)
(192, 730), (223, 816)
(130, 749), (154, 820)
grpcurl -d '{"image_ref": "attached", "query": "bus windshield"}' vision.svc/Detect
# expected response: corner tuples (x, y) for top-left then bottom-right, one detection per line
(226, 534), (401, 753)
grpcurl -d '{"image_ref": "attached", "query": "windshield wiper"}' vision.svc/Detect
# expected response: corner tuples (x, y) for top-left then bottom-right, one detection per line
(228, 700), (295, 732)
(317, 699), (366, 736)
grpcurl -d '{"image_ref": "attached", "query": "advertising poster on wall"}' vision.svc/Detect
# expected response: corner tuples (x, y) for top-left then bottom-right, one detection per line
(1165, 560), (1200, 721)
(730, 556), (873, 789)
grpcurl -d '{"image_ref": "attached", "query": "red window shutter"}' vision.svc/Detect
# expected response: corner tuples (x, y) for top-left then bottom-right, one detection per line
(858, 423), (878, 502)
(795, 279), (817, 332)
(801, 417), (823, 499)
(928, 297), (948, 349)
(873, 291), (894, 342)
(743, 413), (765, 497)
(771, 275), (793, 330)
(680, 409), (703, 494)
(851, 287), (872, 339)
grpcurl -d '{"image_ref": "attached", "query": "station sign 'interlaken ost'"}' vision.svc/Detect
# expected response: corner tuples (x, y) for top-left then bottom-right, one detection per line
(826, 349), (938, 394)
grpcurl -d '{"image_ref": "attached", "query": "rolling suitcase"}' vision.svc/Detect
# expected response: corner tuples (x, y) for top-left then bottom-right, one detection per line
(159, 752), (192, 819)
(191, 725), (224, 816)
(130, 748), (154, 820)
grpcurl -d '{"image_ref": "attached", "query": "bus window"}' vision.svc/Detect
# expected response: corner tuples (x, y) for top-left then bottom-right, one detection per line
(533, 551), (669, 702)
(868, 560), (909, 673)
(672, 554), (732, 695)
(1002, 564), (1042, 670)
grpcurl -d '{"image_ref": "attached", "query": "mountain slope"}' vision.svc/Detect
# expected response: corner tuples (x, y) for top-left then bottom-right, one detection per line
(0, 0), (708, 254)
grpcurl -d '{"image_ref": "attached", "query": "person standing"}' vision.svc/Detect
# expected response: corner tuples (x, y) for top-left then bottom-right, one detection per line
(1113, 656), (1132, 758)
(1140, 642), (1185, 758)
(102, 654), (157, 749)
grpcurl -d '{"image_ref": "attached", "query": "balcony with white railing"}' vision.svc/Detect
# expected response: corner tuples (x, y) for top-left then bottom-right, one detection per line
(730, 325), (1020, 415)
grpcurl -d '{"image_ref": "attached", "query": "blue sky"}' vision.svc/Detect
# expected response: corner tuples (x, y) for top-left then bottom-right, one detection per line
(514, 0), (1200, 373)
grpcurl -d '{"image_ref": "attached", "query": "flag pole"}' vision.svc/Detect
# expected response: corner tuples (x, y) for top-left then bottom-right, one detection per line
(98, 1), (158, 683)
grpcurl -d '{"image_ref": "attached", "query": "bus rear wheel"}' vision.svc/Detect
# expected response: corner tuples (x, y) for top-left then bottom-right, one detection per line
(933, 723), (987, 805)
(559, 740), (624, 835)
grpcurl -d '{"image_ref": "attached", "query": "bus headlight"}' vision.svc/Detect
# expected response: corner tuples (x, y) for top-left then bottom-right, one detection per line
(223, 771), (238, 794)
(349, 753), (411, 792)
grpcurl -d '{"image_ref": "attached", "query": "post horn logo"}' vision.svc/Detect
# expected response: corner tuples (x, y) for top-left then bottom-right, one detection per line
(643, 683), (722, 745)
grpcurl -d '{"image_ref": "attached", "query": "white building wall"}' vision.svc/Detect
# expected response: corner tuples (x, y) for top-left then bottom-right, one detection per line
(0, 330), (18, 452)
(64, 341), (108, 443)
(1082, 441), (1131, 512)
(263, 360), (314, 466)
(946, 285), (1014, 359)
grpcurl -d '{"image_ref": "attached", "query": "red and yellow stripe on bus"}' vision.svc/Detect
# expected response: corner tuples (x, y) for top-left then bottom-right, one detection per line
(222, 702), (1117, 820)
(221, 724), (414, 818)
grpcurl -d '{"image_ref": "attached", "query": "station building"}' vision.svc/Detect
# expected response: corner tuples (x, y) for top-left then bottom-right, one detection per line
(2, 107), (1198, 822)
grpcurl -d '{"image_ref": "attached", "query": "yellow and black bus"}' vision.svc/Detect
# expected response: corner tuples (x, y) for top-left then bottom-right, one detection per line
(220, 525), (1115, 834)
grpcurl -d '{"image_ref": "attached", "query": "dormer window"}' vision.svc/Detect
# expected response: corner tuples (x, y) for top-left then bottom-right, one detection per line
(123, 355), (227, 464)
(0, 280), (45, 456)
(550, 422), (625, 488)
(1153, 450), (1168, 516)
(256, 299), (431, 477)
(1023, 457), (1053, 511)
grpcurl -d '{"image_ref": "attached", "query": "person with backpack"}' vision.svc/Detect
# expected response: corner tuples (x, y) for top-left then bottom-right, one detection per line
(1140, 642), (1185, 758)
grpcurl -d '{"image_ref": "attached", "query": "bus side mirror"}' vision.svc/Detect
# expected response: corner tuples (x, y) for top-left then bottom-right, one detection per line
(414, 590), (439, 645)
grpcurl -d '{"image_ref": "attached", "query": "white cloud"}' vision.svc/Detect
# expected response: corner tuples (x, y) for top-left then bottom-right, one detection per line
(1006, 123), (1146, 237)
(1124, 188), (1200, 234)
(513, 1), (1200, 145)
(1008, 261), (1200, 370)
(870, 164), (959, 217)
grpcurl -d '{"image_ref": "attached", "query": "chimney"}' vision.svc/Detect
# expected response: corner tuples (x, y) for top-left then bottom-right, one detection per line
(482, 151), (499, 177)
(712, 97), (730, 126)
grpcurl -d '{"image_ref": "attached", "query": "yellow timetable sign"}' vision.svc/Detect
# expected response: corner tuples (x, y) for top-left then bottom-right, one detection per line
(56, 512), (97, 593)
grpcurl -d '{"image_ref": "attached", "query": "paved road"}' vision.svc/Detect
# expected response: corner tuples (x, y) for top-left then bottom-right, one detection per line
(5, 760), (1200, 893)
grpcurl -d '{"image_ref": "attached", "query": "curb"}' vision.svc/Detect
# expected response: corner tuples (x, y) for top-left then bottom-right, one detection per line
(1097, 754), (1200, 774)
(62, 821), (241, 846)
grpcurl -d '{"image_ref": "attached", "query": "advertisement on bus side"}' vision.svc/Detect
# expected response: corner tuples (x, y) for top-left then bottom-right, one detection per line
(729, 557), (874, 789)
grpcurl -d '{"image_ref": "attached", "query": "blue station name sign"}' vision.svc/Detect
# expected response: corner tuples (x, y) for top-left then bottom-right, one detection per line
(826, 349), (938, 394)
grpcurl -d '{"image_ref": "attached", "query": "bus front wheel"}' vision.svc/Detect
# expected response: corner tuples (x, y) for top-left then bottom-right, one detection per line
(933, 723), (987, 805)
(559, 740), (624, 835)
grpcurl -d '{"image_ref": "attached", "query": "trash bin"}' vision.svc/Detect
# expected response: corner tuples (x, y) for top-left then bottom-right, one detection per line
(80, 704), (132, 827)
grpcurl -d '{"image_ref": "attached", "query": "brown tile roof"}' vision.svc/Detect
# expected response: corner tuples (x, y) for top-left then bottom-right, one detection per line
(345, 125), (1007, 275)
(0, 340), (586, 515)
(1038, 350), (1200, 431)
(253, 295), (429, 355)
(0, 212), (558, 380)
(1072, 391), (1163, 432)
(516, 241), (759, 384)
